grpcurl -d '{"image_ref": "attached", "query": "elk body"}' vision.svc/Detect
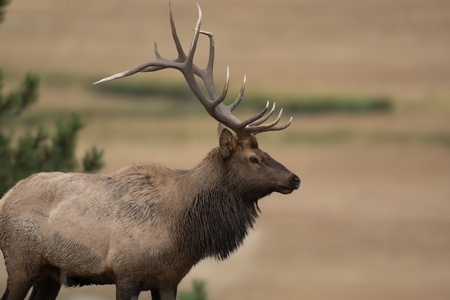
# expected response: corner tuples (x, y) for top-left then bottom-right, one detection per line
(0, 4), (300, 300)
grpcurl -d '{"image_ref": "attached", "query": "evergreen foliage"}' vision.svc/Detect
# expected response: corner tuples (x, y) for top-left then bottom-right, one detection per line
(0, 72), (104, 197)
(178, 280), (207, 300)
(0, 0), (10, 23)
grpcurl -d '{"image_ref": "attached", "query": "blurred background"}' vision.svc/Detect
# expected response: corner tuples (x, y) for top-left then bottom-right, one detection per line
(1, 0), (450, 299)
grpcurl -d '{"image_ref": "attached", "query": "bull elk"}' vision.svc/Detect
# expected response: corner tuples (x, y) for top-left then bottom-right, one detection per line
(0, 4), (300, 300)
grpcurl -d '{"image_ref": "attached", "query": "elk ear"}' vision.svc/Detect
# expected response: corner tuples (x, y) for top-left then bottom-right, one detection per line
(217, 123), (228, 138)
(219, 127), (237, 158)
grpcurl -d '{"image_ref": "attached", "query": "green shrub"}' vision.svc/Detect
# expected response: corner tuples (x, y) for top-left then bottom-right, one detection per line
(243, 93), (393, 114)
(95, 79), (392, 114)
(94, 78), (194, 102)
(178, 280), (207, 300)
(0, 0), (10, 23)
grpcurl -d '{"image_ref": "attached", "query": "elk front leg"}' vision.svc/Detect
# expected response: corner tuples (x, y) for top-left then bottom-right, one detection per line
(150, 286), (177, 300)
(1, 270), (34, 300)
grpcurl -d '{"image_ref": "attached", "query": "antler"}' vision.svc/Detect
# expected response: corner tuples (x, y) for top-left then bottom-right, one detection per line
(94, 4), (292, 140)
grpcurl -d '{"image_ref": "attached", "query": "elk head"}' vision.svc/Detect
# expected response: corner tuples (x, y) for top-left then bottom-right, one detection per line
(218, 126), (300, 198)
(94, 3), (300, 195)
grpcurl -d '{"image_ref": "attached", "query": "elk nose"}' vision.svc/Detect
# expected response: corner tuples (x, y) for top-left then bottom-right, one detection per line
(291, 174), (301, 189)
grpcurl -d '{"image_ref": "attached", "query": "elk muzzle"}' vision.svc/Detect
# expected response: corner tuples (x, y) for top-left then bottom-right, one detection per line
(275, 173), (301, 194)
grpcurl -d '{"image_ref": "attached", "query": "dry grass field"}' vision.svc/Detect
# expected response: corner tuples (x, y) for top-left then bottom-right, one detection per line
(1, 0), (450, 299)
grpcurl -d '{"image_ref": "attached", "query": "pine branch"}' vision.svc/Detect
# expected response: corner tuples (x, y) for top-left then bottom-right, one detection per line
(0, 0), (10, 23)
(0, 72), (39, 118)
(83, 146), (105, 173)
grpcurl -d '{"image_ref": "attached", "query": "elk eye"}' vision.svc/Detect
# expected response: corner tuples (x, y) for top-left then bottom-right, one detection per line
(249, 156), (259, 164)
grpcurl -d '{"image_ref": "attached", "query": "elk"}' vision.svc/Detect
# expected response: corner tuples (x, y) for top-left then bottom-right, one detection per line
(0, 4), (300, 300)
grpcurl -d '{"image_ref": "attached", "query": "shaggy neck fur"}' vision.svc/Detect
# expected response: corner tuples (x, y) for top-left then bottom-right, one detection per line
(176, 147), (262, 261)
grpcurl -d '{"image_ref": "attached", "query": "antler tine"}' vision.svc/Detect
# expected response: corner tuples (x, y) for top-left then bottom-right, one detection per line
(186, 4), (203, 67)
(239, 101), (270, 127)
(137, 41), (166, 72)
(169, 2), (187, 60)
(154, 40), (161, 59)
(92, 56), (181, 85)
(194, 29), (218, 100)
(200, 29), (215, 77)
(229, 75), (246, 111)
(92, 63), (154, 85)
(211, 66), (230, 107)
(249, 102), (277, 126)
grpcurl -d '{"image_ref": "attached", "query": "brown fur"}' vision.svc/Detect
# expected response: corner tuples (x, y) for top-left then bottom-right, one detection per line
(0, 130), (300, 300)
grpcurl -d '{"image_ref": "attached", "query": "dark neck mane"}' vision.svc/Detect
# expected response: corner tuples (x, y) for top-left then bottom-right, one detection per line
(176, 148), (261, 261)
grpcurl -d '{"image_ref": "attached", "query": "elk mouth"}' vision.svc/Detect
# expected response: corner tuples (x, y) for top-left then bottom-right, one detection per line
(275, 175), (300, 194)
(275, 186), (295, 194)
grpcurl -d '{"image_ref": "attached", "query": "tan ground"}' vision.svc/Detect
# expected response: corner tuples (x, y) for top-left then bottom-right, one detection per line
(1, 0), (450, 299)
